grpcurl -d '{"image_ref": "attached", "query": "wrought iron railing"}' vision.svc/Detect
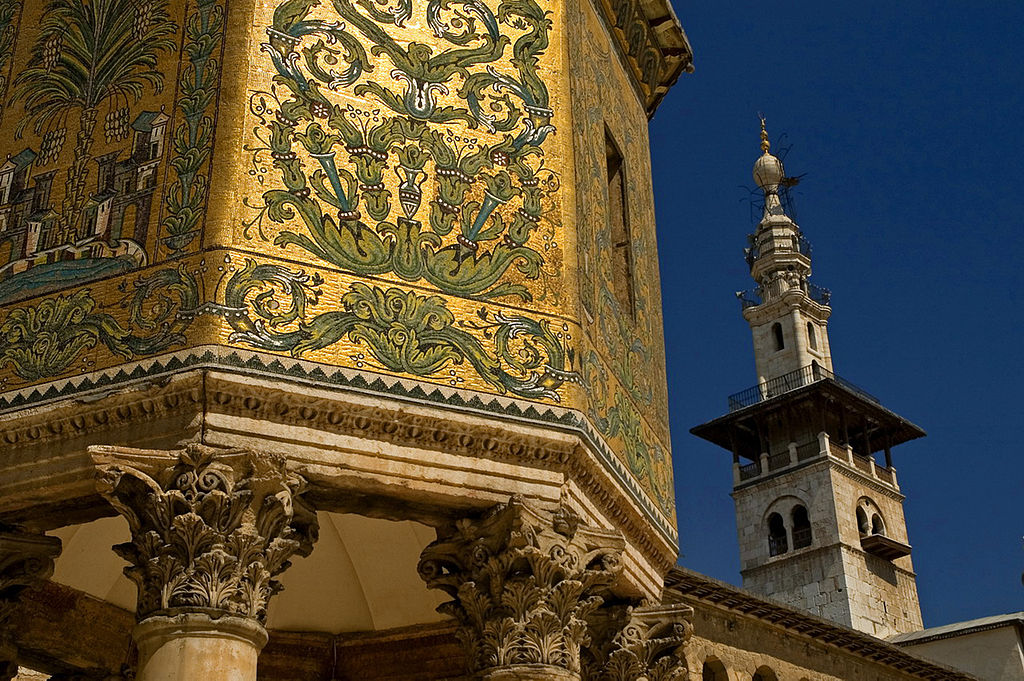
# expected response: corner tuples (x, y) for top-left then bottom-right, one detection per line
(736, 280), (831, 310)
(792, 526), (813, 549)
(808, 283), (831, 306)
(727, 364), (879, 411)
(768, 535), (788, 557)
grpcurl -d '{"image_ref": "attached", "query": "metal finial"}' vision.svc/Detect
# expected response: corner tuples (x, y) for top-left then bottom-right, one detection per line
(759, 115), (770, 153)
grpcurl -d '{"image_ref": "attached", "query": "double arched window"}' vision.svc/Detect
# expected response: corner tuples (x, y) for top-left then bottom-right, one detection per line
(856, 498), (886, 537)
(767, 501), (813, 556)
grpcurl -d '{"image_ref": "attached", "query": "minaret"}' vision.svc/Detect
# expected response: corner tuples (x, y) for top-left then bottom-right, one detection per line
(743, 118), (834, 388)
(692, 121), (926, 638)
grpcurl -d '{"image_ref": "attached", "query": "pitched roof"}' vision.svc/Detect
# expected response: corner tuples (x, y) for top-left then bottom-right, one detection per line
(665, 566), (979, 681)
(888, 612), (1024, 646)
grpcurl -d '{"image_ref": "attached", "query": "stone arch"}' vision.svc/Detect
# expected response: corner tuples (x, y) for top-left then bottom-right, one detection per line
(701, 655), (730, 681)
(751, 665), (779, 681)
(856, 496), (886, 537)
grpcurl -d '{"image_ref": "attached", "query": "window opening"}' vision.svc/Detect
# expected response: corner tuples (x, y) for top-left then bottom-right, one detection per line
(792, 505), (812, 549)
(702, 659), (728, 681)
(767, 512), (788, 556)
(807, 322), (817, 350)
(857, 507), (869, 537)
(772, 322), (784, 351)
(871, 513), (885, 536)
(606, 127), (634, 319)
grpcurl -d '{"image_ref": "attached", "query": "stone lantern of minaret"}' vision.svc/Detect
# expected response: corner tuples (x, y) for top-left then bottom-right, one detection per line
(742, 118), (834, 390)
(692, 121), (927, 639)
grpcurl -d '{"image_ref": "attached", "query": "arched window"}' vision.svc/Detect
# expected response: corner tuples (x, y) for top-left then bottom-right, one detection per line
(767, 512), (788, 556)
(772, 322), (784, 351)
(791, 505), (812, 549)
(807, 322), (817, 350)
(856, 507), (869, 537)
(752, 666), (779, 681)
(702, 658), (729, 681)
(872, 513), (886, 536)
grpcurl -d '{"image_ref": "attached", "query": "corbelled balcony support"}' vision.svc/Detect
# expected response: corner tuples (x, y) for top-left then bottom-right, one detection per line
(90, 444), (319, 681)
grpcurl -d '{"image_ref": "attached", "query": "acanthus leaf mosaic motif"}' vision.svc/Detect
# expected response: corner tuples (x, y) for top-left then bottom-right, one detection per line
(245, 0), (559, 302)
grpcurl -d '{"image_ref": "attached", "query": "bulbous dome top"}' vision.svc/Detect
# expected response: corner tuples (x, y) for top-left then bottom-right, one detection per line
(753, 116), (784, 189)
(753, 152), (784, 189)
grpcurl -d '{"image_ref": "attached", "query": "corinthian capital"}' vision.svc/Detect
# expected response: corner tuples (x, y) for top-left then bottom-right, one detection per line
(418, 496), (624, 678)
(90, 444), (318, 623)
(0, 530), (62, 681)
(584, 603), (693, 681)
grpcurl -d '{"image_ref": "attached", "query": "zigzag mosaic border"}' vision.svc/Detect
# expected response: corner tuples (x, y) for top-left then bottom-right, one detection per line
(0, 346), (678, 546)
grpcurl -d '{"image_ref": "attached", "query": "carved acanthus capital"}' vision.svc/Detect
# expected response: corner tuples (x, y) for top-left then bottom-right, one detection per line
(418, 496), (625, 677)
(90, 444), (318, 623)
(583, 603), (693, 681)
(0, 530), (62, 681)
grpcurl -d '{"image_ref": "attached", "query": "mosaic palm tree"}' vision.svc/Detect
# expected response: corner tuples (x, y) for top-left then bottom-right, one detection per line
(11, 0), (176, 245)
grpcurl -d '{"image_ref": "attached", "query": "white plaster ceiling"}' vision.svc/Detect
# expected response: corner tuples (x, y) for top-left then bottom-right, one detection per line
(48, 512), (447, 633)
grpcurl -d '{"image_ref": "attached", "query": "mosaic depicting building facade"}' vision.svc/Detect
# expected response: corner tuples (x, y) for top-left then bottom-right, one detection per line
(0, 0), (1000, 679)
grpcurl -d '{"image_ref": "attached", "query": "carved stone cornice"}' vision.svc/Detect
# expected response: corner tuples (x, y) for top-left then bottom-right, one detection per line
(0, 370), (677, 578)
(593, 0), (693, 114)
(90, 444), (318, 623)
(0, 530), (62, 681)
(418, 496), (624, 678)
(583, 603), (693, 681)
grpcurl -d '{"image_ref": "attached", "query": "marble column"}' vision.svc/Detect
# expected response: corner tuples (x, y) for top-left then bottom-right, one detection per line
(0, 530), (61, 681)
(91, 444), (318, 681)
(418, 496), (624, 681)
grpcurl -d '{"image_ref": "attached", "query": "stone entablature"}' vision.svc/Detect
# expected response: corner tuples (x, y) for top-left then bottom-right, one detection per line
(0, 371), (677, 599)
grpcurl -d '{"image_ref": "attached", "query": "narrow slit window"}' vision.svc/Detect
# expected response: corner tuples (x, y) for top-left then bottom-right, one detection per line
(606, 128), (634, 319)
(772, 322), (784, 351)
(807, 322), (817, 350)
(767, 512), (788, 556)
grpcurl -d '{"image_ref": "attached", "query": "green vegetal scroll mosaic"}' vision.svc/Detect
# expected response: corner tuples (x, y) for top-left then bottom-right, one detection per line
(245, 0), (559, 302)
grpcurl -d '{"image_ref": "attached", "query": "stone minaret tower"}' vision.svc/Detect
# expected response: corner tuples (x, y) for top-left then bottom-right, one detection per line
(692, 121), (926, 638)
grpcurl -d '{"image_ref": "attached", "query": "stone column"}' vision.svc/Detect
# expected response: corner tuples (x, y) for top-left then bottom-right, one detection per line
(418, 496), (624, 681)
(583, 602), (693, 681)
(90, 444), (319, 681)
(0, 530), (62, 681)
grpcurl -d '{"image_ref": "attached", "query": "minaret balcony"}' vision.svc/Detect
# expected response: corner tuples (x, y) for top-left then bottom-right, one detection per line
(737, 282), (831, 310)
(727, 364), (873, 411)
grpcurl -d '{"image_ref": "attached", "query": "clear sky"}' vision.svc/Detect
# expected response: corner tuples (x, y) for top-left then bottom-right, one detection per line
(652, 2), (1023, 628)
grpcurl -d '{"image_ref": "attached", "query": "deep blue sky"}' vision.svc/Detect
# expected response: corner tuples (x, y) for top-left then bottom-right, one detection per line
(652, 2), (1023, 628)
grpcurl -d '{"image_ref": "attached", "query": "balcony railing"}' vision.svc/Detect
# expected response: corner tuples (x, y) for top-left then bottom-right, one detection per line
(736, 280), (831, 310)
(727, 364), (879, 411)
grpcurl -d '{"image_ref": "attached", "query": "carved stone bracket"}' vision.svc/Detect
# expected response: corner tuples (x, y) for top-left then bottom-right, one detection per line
(0, 530), (62, 681)
(90, 444), (318, 624)
(418, 496), (625, 679)
(583, 602), (693, 681)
